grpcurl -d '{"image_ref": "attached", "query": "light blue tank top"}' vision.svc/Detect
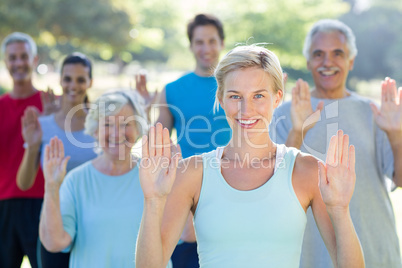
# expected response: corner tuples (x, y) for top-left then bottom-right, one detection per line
(194, 144), (307, 268)
(166, 72), (231, 158)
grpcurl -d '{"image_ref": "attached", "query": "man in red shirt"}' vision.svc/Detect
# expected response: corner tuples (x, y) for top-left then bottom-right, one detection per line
(0, 32), (44, 268)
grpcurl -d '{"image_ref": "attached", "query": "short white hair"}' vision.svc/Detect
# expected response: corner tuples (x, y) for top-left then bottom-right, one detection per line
(1, 32), (37, 58)
(303, 19), (357, 60)
(85, 89), (148, 142)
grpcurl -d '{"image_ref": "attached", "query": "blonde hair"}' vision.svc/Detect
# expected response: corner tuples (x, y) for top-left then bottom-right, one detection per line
(85, 90), (148, 142)
(214, 45), (283, 111)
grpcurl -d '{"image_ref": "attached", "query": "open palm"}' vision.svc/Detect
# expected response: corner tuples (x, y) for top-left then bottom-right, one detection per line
(43, 137), (70, 187)
(22, 106), (42, 146)
(41, 87), (60, 115)
(319, 130), (356, 209)
(290, 79), (323, 133)
(370, 77), (402, 134)
(139, 123), (180, 199)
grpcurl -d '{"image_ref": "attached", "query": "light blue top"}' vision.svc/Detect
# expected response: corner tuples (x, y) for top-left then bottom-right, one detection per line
(270, 92), (401, 268)
(194, 144), (307, 268)
(60, 161), (144, 268)
(39, 114), (97, 172)
(166, 72), (231, 158)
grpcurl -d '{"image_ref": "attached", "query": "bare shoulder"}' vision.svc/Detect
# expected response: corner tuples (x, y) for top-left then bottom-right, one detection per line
(294, 152), (320, 175)
(174, 155), (204, 208)
(292, 152), (321, 206)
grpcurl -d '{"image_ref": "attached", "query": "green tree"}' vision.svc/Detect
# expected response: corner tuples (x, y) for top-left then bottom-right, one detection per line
(0, 0), (132, 60)
(341, 5), (402, 83)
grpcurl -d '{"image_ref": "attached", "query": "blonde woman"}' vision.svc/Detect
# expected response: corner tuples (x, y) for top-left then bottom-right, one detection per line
(136, 46), (364, 268)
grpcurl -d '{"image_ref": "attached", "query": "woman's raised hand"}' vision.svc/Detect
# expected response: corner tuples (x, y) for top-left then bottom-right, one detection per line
(43, 137), (70, 188)
(139, 123), (181, 199)
(41, 87), (60, 115)
(319, 130), (356, 210)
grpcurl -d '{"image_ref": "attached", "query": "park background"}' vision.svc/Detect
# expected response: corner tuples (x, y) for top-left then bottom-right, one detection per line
(0, 0), (401, 267)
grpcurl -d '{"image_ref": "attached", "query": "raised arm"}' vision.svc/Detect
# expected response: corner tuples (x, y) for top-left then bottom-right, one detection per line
(313, 130), (364, 267)
(152, 87), (173, 131)
(286, 79), (323, 148)
(17, 107), (43, 190)
(39, 137), (72, 252)
(370, 77), (402, 187)
(136, 123), (196, 268)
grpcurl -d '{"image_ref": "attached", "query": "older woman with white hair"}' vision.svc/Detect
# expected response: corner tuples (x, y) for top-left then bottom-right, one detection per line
(39, 90), (151, 267)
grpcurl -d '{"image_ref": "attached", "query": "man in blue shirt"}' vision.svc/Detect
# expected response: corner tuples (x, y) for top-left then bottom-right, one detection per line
(137, 14), (230, 268)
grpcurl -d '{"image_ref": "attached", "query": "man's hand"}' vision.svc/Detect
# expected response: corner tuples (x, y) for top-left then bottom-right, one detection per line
(21, 106), (42, 147)
(370, 77), (402, 135)
(290, 79), (323, 134)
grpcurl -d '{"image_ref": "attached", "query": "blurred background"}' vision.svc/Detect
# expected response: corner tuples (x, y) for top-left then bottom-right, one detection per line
(1, 0), (402, 98)
(0, 0), (401, 266)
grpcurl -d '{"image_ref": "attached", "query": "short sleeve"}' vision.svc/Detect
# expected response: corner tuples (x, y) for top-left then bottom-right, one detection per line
(59, 173), (78, 252)
(270, 103), (292, 144)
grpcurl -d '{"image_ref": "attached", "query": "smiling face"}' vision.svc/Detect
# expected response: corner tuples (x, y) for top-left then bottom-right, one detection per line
(60, 63), (92, 105)
(190, 24), (224, 76)
(96, 104), (139, 160)
(307, 31), (355, 97)
(4, 41), (37, 84)
(220, 67), (282, 143)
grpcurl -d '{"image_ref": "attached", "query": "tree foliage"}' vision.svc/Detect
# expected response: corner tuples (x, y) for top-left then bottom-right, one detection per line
(0, 0), (132, 59)
(341, 4), (402, 83)
(1, 0), (401, 84)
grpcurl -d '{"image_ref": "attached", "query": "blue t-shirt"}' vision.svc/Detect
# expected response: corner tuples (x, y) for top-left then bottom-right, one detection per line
(60, 161), (144, 267)
(166, 72), (231, 158)
(39, 114), (97, 172)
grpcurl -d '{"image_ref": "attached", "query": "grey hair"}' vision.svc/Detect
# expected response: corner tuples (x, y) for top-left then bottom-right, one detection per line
(303, 19), (358, 60)
(85, 89), (148, 145)
(1, 32), (37, 58)
(213, 45), (283, 112)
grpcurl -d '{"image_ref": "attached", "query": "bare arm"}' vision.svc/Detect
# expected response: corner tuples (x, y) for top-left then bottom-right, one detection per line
(310, 130), (364, 267)
(153, 87), (174, 132)
(17, 107), (42, 190)
(286, 79), (323, 148)
(39, 137), (72, 252)
(180, 213), (197, 242)
(136, 123), (199, 267)
(370, 77), (402, 187)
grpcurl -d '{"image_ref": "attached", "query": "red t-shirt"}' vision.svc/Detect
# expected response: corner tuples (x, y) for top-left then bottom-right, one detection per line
(0, 91), (45, 200)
